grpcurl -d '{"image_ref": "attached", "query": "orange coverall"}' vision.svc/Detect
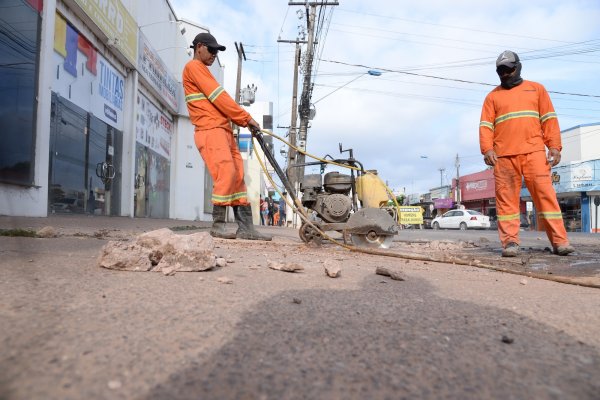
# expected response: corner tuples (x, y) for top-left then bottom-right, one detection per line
(182, 59), (252, 206)
(479, 80), (569, 247)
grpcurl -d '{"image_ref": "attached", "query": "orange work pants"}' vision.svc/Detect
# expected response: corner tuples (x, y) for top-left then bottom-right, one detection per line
(194, 127), (249, 206)
(494, 150), (569, 248)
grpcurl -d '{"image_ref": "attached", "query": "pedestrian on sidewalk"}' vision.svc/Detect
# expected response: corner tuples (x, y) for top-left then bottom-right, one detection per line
(479, 50), (573, 257)
(183, 32), (270, 241)
(278, 193), (287, 227)
(259, 196), (266, 225)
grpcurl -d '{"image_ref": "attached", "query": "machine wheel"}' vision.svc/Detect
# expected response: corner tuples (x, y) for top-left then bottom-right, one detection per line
(299, 222), (322, 244)
(432, 222), (440, 230)
(459, 222), (467, 230)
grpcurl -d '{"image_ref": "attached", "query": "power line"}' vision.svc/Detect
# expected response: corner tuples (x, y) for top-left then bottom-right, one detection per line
(336, 9), (587, 44)
(319, 59), (600, 98)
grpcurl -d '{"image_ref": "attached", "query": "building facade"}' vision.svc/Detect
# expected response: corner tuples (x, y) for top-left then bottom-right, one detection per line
(0, 0), (269, 222)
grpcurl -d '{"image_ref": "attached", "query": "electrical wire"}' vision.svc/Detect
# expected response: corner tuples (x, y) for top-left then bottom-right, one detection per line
(320, 59), (600, 98)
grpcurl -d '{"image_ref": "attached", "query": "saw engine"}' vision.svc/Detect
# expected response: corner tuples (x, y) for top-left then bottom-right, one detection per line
(300, 172), (353, 223)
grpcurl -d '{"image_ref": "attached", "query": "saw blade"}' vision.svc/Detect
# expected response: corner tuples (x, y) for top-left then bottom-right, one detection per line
(350, 233), (394, 249)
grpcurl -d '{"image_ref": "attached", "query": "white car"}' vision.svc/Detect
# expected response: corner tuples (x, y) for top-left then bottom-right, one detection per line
(431, 209), (490, 230)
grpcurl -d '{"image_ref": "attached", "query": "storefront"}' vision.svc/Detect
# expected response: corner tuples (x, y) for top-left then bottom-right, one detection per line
(521, 159), (600, 233)
(134, 92), (173, 218)
(49, 12), (126, 215)
(456, 169), (498, 218)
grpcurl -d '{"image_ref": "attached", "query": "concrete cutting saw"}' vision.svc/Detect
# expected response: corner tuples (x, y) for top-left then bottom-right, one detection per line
(253, 133), (398, 249)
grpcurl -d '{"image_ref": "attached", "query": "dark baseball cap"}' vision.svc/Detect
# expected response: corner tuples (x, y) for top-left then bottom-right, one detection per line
(496, 50), (520, 68)
(190, 32), (226, 51)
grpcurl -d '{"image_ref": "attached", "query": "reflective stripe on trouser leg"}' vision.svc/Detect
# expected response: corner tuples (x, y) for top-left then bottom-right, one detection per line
(194, 127), (249, 207)
(522, 151), (569, 247)
(494, 155), (523, 247)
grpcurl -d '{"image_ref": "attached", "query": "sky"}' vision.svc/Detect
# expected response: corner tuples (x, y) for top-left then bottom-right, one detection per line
(171, 0), (600, 196)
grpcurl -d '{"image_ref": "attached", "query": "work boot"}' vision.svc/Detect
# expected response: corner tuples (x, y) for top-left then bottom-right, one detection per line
(234, 205), (272, 241)
(210, 205), (236, 239)
(502, 242), (520, 257)
(553, 244), (575, 256)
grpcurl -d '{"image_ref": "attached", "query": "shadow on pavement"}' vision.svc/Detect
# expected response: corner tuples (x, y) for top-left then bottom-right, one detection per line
(143, 275), (600, 400)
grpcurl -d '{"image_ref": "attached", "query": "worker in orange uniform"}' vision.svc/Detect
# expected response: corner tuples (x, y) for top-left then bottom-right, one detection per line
(183, 32), (271, 241)
(479, 50), (574, 257)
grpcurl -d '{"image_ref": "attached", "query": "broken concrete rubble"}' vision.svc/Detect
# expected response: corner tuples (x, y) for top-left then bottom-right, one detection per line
(267, 260), (304, 272)
(98, 228), (217, 274)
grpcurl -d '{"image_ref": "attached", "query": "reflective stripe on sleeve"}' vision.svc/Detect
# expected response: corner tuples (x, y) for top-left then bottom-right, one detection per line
(540, 112), (557, 123)
(480, 121), (494, 130)
(185, 93), (207, 103)
(208, 86), (224, 102)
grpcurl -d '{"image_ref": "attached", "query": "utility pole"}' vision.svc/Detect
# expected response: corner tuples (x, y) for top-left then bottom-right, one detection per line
(287, 42), (301, 187)
(295, 4), (316, 185)
(290, 1), (338, 186)
(234, 42), (246, 105)
(438, 168), (445, 188)
(455, 153), (461, 205)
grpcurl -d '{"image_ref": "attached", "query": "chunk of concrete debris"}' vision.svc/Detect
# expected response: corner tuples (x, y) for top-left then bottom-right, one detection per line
(98, 228), (217, 274)
(324, 262), (341, 278)
(216, 257), (228, 268)
(375, 266), (406, 281)
(268, 260), (304, 273)
(36, 226), (58, 238)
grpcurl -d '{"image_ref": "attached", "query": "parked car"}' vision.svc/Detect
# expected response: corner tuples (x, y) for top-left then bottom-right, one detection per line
(51, 197), (83, 213)
(431, 209), (490, 230)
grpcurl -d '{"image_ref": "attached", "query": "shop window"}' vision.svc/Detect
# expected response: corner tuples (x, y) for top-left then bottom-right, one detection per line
(0, 1), (42, 185)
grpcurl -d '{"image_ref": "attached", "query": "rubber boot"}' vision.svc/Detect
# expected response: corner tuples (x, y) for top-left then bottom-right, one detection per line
(210, 205), (236, 239)
(234, 205), (272, 241)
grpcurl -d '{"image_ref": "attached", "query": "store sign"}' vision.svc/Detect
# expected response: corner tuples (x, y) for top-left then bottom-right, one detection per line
(465, 180), (487, 191)
(523, 159), (600, 196)
(399, 206), (424, 224)
(72, 0), (137, 66)
(136, 92), (173, 160)
(571, 164), (593, 188)
(53, 13), (124, 129)
(137, 32), (179, 112)
(434, 198), (454, 209)
(97, 59), (124, 121)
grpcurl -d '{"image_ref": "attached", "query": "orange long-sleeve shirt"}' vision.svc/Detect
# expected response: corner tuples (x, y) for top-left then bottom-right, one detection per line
(182, 59), (252, 131)
(479, 80), (562, 157)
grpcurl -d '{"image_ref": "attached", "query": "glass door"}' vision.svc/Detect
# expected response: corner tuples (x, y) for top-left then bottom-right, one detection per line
(49, 94), (87, 213)
(49, 95), (122, 215)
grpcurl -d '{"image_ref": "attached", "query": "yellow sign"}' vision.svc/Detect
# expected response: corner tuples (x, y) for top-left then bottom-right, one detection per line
(72, 0), (137, 66)
(399, 206), (423, 224)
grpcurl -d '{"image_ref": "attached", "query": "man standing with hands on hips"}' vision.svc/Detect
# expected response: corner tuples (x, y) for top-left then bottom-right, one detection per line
(183, 32), (271, 241)
(479, 50), (574, 257)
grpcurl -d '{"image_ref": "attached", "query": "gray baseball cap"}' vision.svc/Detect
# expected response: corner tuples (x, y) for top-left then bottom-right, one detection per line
(496, 50), (520, 68)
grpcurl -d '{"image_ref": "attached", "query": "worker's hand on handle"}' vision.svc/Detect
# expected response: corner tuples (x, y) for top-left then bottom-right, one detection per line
(547, 148), (561, 167)
(247, 118), (261, 136)
(483, 150), (498, 167)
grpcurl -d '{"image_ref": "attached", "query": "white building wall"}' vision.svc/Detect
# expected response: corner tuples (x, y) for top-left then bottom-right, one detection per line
(560, 123), (600, 164)
(0, 0), (275, 222)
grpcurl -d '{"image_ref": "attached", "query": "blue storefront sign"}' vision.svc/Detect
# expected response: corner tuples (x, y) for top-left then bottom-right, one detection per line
(521, 159), (600, 196)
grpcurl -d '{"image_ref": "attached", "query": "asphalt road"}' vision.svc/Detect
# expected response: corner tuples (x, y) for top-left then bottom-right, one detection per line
(1, 215), (599, 399)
